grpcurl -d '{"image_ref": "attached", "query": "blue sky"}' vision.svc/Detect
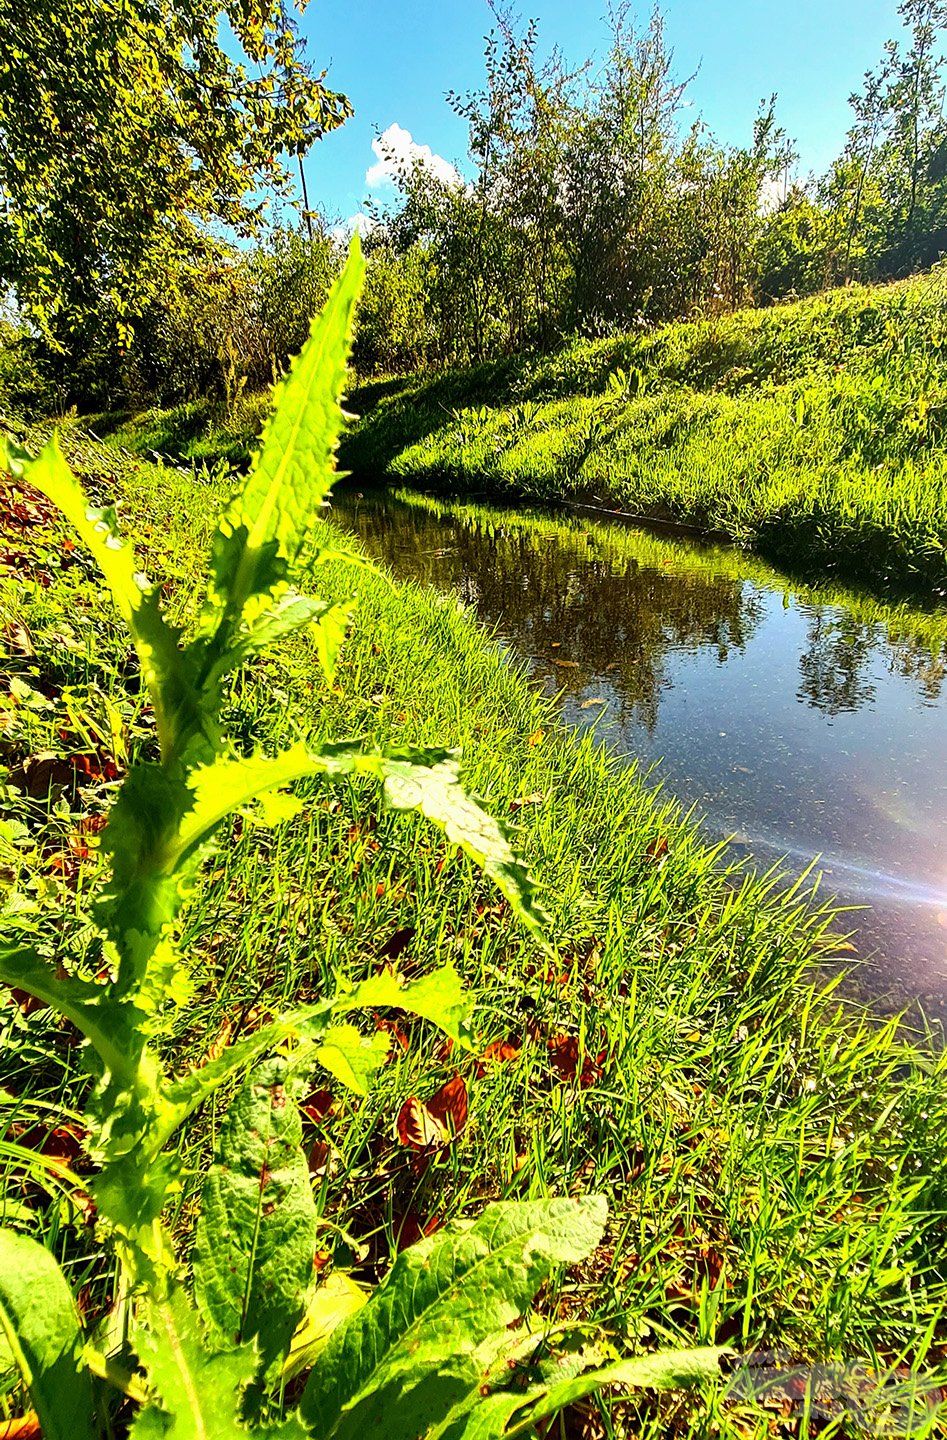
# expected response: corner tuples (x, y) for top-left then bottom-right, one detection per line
(296, 0), (901, 227)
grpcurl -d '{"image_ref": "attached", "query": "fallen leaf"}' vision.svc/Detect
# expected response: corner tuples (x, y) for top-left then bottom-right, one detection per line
(392, 1210), (442, 1250)
(580, 698), (606, 708)
(645, 836), (669, 861)
(550, 658), (580, 669)
(0, 1412), (42, 1438)
(301, 1088), (334, 1125)
(396, 1074), (468, 1150)
(527, 729), (545, 747)
(7, 752), (78, 803)
(548, 1034), (603, 1088)
(308, 1140), (330, 1175)
(396, 1097), (448, 1150)
(481, 1039), (520, 1065)
(375, 1016), (410, 1055)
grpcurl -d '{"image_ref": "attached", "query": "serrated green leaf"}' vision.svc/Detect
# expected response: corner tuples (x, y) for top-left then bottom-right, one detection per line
(315, 1024), (391, 1095)
(131, 1286), (255, 1439)
(193, 1060), (317, 1380)
(0, 1229), (94, 1440)
(379, 752), (549, 943)
(0, 943), (137, 1078)
(312, 599), (355, 685)
(201, 239), (364, 645)
(298, 1196), (607, 1440)
(431, 1341), (724, 1440)
(19, 435), (195, 755)
(207, 593), (334, 686)
(167, 742), (547, 945)
(157, 1000), (337, 1144)
(342, 963), (474, 1047)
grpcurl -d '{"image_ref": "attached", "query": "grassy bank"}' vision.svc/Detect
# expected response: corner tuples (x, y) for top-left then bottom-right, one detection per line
(3, 431), (947, 1433)
(345, 269), (947, 593)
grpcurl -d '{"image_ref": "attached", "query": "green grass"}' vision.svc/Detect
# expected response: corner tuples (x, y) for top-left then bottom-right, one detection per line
(345, 268), (947, 593)
(3, 434), (947, 1434)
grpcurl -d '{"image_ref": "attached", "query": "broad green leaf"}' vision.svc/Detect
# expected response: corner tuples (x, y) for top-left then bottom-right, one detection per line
(342, 963), (474, 1047)
(298, 1196), (607, 1440)
(431, 1342), (725, 1440)
(206, 593), (333, 685)
(311, 599), (356, 685)
(158, 999), (338, 1146)
(0, 1229), (94, 1440)
(20, 435), (194, 755)
(202, 239), (364, 644)
(282, 1273), (370, 1383)
(193, 1060), (318, 1377)
(131, 1286), (255, 1439)
(314, 1024), (391, 1095)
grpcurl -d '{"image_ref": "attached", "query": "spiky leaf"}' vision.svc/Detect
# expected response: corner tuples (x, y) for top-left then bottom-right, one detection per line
(202, 239), (364, 644)
(131, 1287), (256, 1439)
(0, 1229), (94, 1440)
(341, 963), (474, 1047)
(298, 1196), (607, 1440)
(315, 1024), (392, 1095)
(19, 436), (194, 755)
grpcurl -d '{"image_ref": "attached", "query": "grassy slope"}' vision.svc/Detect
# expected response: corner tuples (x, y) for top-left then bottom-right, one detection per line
(345, 268), (947, 592)
(3, 434), (947, 1432)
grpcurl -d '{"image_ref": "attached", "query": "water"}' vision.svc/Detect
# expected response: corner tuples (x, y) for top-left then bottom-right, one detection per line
(329, 487), (947, 1011)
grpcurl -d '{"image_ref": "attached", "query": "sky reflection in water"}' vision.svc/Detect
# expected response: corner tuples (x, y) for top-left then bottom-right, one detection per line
(330, 489), (947, 1009)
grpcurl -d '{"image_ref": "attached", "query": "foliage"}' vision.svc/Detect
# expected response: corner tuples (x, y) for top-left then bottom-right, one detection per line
(363, 5), (791, 373)
(0, 0), (350, 348)
(0, 242), (721, 1435)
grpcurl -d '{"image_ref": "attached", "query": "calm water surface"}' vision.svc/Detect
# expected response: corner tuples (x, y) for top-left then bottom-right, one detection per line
(330, 488), (947, 1010)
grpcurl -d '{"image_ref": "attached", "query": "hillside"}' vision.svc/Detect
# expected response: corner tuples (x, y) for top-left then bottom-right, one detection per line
(346, 269), (947, 591)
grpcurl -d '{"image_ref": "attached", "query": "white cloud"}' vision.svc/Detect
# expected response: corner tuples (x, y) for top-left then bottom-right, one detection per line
(331, 211), (377, 243)
(365, 123), (461, 190)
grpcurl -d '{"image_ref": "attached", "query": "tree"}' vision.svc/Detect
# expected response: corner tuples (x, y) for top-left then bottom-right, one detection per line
(0, 0), (350, 346)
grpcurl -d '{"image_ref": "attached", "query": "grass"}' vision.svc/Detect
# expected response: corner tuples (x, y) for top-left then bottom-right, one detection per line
(344, 267), (947, 594)
(3, 431), (947, 1435)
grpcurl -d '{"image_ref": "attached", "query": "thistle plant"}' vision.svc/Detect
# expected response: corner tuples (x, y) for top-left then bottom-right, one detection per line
(0, 240), (720, 1437)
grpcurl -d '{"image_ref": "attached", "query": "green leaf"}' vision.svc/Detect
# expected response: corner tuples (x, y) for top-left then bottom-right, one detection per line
(0, 943), (137, 1079)
(312, 599), (356, 685)
(379, 751), (549, 943)
(298, 1196), (608, 1440)
(314, 1024), (391, 1095)
(131, 1286), (255, 1439)
(19, 435), (195, 756)
(0, 1229), (94, 1440)
(160, 1002), (337, 1137)
(431, 1342), (725, 1440)
(168, 742), (548, 945)
(341, 963), (474, 1047)
(205, 594), (355, 690)
(193, 1060), (318, 1378)
(504, 1347), (726, 1436)
(201, 239), (364, 645)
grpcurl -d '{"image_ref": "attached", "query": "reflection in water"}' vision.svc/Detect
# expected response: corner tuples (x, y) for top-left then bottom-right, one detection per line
(329, 487), (947, 1008)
